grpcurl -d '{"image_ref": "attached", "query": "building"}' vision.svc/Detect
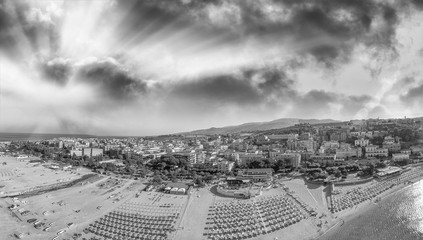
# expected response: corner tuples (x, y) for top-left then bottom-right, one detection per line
(272, 152), (301, 168)
(217, 160), (235, 172)
(286, 140), (297, 150)
(70, 149), (83, 157)
(297, 140), (316, 152)
(350, 131), (373, 138)
(238, 153), (264, 165)
(226, 177), (250, 188)
(195, 150), (205, 164)
(16, 155), (29, 161)
(336, 147), (362, 159)
(400, 149), (412, 155)
(392, 153), (409, 162)
(411, 145), (423, 154)
(310, 154), (337, 161)
(382, 143), (401, 153)
(238, 168), (273, 182)
(266, 134), (298, 141)
(381, 136), (401, 153)
(182, 150), (196, 165)
(321, 141), (340, 149)
(383, 136), (396, 144)
(299, 132), (311, 140)
(376, 166), (401, 178)
(330, 132), (347, 142)
(164, 182), (189, 195)
(70, 148), (103, 157)
(365, 145), (388, 158)
(62, 165), (72, 170)
(98, 159), (118, 164)
(354, 138), (369, 147)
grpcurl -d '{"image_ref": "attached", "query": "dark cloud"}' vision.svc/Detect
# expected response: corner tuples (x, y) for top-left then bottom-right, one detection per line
(307, 44), (351, 68)
(165, 66), (372, 120)
(293, 90), (336, 114)
(75, 59), (148, 102)
(241, 0), (402, 66)
(170, 75), (261, 105)
(0, 0), (61, 59)
(340, 95), (372, 116)
(168, 67), (295, 109)
(0, 0), (416, 68)
(400, 81), (423, 104)
(0, 1), (19, 57)
(111, 0), (239, 49)
(38, 58), (72, 86)
(140, 0), (412, 68)
(411, 0), (423, 9)
(291, 90), (372, 118)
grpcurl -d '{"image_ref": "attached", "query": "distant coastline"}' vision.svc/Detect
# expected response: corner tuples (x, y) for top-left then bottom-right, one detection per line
(0, 132), (96, 141)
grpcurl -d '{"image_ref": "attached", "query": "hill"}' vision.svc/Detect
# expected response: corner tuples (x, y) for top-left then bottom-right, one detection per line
(181, 118), (339, 135)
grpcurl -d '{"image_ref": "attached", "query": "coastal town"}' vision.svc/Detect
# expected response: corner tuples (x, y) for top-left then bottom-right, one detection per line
(3, 0), (423, 239)
(1, 117), (423, 240)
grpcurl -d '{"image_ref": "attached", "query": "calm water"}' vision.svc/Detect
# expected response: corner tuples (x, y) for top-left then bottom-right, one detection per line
(321, 180), (423, 240)
(0, 132), (95, 141)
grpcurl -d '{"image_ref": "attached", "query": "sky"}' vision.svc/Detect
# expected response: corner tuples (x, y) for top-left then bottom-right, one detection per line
(1, 0), (423, 136)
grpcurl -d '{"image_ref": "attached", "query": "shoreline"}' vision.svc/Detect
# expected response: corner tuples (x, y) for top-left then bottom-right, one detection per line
(313, 173), (423, 240)
(2, 173), (97, 199)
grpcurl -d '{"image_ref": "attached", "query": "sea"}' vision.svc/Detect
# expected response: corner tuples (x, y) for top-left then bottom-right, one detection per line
(320, 180), (423, 240)
(0, 132), (95, 141)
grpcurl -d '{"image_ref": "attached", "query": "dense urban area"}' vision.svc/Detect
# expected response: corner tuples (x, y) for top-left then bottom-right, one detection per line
(2, 117), (423, 240)
(2, 118), (422, 184)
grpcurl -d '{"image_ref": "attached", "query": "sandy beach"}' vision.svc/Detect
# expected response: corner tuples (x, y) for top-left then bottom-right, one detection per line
(3, 154), (423, 240)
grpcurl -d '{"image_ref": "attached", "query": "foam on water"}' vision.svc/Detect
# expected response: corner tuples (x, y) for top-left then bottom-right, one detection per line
(322, 180), (423, 240)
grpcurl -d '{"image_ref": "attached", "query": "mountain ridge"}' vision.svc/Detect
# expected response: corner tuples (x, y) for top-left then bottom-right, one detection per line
(180, 118), (339, 135)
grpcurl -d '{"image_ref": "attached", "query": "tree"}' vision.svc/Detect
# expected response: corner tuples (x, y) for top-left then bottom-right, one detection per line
(368, 164), (375, 175)
(334, 170), (342, 178)
(124, 165), (135, 175)
(203, 172), (213, 182)
(138, 167), (147, 178)
(376, 162), (387, 168)
(104, 163), (116, 172)
(272, 159), (286, 172)
(363, 163), (375, 176)
(152, 175), (163, 185)
(86, 159), (95, 168)
(338, 166), (347, 174)
(216, 172), (222, 179)
(193, 176), (205, 187)
(248, 159), (265, 169)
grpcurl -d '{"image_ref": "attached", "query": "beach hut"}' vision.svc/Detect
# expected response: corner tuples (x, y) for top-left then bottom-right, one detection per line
(170, 187), (179, 194)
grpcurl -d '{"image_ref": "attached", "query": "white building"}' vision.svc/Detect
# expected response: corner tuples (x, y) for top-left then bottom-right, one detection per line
(266, 134), (298, 141)
(321, 141), (340, 149)
(71, 148), (103, 157)
(354, 138), (369, 147)
(392, 153), (409, 162)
